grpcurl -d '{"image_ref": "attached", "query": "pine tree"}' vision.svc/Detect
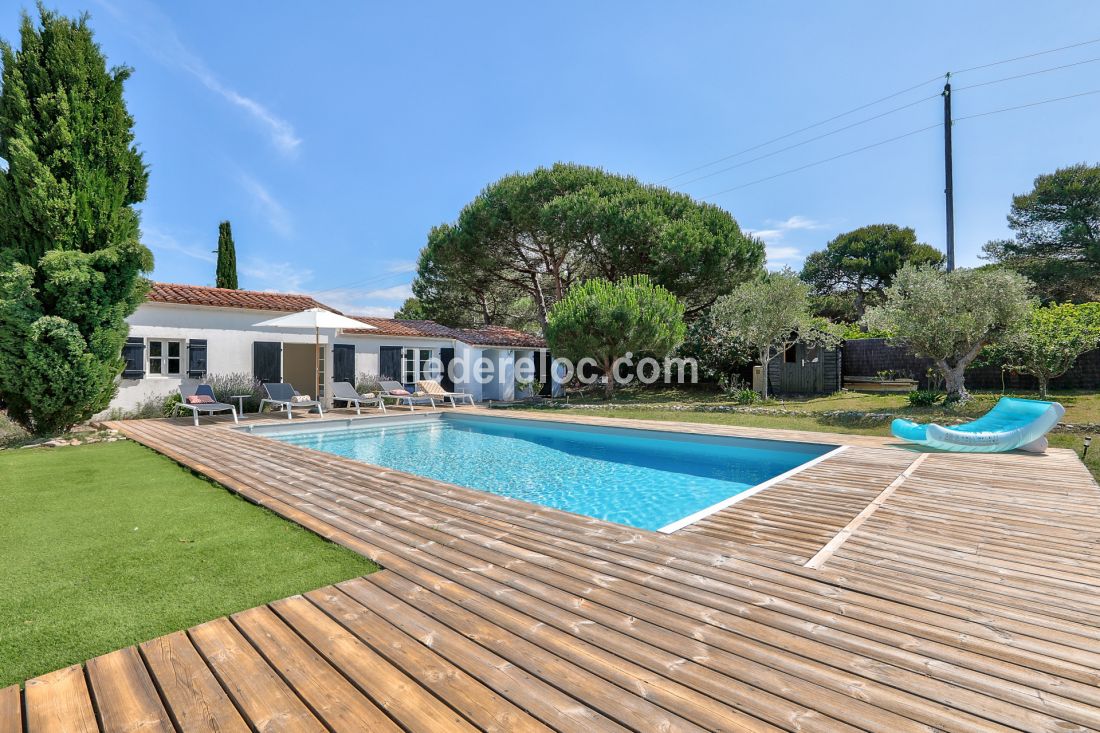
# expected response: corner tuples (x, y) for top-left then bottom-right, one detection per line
(216, 220), (238, 289)
(0, 6), (152, 434)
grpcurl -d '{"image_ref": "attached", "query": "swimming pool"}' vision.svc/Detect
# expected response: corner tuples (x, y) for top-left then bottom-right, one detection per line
(262, 414), (838, 532)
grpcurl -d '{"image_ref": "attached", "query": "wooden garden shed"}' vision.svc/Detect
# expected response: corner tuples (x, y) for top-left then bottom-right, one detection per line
(766, 342), (843, 395)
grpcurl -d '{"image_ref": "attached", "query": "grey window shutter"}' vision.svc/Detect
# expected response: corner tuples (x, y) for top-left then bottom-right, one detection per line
(378, 346), (402, 382)
(333, 344), (355, 384)
(121, 338), (145, 378)
(253, 341), (282, 384)
(187, 339), (208, 379)
(439, 347), (455, 391)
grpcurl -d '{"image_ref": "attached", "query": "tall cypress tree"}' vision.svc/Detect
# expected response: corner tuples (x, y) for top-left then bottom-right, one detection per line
(0, 6), (151, 435)
(216, 220), (238, 289)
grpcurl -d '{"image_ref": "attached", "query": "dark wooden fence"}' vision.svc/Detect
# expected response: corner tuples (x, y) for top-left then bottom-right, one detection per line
(842, 338), (1100, 391)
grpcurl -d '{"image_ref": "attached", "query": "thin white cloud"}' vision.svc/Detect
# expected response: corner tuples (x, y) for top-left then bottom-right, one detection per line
(240, 259), (313, 293)
(765, 245), (803, 262)
(143, 226), (215, 263)
(747, 215), (830, 268)
(748, 215), (828, 245)
(354, 305), (398, 318)
(361, 283), (413, 301)
(385, 260), (419, 274)
(311, 288), (401, 317)
(238, 173), (293, 238)
(776, 215), (825, 232)
(95, 0), (301, 155)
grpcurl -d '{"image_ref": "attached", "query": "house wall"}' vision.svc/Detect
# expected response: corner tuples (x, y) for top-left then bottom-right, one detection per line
(336, 334), (456, 385)
(479, 348), (515, 402)
(105, 302), (553, 416)
(106, 303), (327, 416)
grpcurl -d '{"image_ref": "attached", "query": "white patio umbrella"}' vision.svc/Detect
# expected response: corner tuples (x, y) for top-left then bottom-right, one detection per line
(253, 308), (376, 400)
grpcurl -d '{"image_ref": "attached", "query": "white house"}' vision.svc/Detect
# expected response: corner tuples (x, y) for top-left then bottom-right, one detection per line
(106, 282), (552, 415)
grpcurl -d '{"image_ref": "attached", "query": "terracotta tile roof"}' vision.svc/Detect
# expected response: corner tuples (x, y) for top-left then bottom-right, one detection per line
(146, 282), (546, 347)
(346, 317), (545, 348)
(345, 318), (459, 339)
(451, 325), (546, 348)
(148, 282), (337, 313)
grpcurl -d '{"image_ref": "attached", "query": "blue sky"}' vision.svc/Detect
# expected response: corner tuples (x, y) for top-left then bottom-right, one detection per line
(4, 1), (1099, 315)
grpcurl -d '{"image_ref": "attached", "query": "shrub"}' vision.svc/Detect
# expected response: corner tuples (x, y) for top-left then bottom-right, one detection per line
(0, 9), (152, 435)
(204, 372), (264, 412)
(546, 275), (685, 397)
(355, 372), (384, 395)
(907, 389), (941, 407)
(160, 392), (182, 417)
(718, 375), (760, 404)
(107, 391), (177, 420)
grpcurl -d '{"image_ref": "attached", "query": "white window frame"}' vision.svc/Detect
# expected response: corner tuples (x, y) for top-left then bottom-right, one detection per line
(147, 338), (183, 377)
(402, 347), (438, 383)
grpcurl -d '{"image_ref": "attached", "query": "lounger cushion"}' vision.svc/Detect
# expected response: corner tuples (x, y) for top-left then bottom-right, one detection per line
(186, 394), (215, 404)
(389, 388), (410, 396)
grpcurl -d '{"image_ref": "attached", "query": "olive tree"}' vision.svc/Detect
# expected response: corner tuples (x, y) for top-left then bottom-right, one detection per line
(863, 265), (1033, 402)
(998, 302), (1100, 398)
(545, 275), (685, 397)
(710, 269), (838, 400)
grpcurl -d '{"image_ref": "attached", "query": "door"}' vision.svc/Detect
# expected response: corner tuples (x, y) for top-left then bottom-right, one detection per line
(534, 351), (553, 396)
(439, 347), (455, 392)
(779, 344), (824, 394)
(332, 344), (355, 385)
(379, 346), (402, 382)
(253, 341), (282, 385)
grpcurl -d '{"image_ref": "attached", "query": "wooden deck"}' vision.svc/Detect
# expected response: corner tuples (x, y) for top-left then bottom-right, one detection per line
(6, 409), (1100, 732)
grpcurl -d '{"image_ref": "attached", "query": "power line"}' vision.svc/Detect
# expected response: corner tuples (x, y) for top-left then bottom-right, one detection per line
(702, 123), (942, 199)
(655, 73), (941, 182)
(951, 36), (1100, 75)
(953, 55), (1100, 92)
(673, 92), (940, 188)
(306, 269), (415, 297)
(702, 84), (1100, 199)
(661, 35), (1100, 186)
(954, 86), (1100, 122)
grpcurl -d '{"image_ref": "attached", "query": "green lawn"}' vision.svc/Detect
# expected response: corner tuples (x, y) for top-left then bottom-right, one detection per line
(0, 440), (377, 687)
(516, 388), (1100, 480)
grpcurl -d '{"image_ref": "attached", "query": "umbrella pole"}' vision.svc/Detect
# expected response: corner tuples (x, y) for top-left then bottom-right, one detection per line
(314, 325), (321, 401)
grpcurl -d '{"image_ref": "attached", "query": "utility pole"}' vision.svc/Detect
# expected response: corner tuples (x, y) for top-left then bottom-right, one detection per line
(942, 73), (955, 271)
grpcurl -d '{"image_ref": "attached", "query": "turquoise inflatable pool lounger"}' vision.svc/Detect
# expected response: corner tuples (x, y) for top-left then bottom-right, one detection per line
(891, 396), (1065, 453)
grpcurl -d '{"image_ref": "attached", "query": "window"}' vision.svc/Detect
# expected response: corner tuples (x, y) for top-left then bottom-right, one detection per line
(148, 339), (182, 376)
(784, 344), (798, 363)
(402, 348), (437, 384)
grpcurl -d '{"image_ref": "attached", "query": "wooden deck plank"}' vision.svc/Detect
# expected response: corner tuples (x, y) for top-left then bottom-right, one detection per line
(316, 579), (766, 733)
(0, 686), (22, 733)
(139, 631), (251, 733)
(681, 446), (917, 561)
(231, 605), (403, 733)
(188, 617), (326, 733)
(299, 586), (561, 733)
(85, 646), (174, 733)
(24, 665), (98, 733)
(268, 594), (479, 732)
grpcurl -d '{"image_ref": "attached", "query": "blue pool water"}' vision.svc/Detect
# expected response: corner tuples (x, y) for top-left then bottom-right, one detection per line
(267, 414), (833, 531)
